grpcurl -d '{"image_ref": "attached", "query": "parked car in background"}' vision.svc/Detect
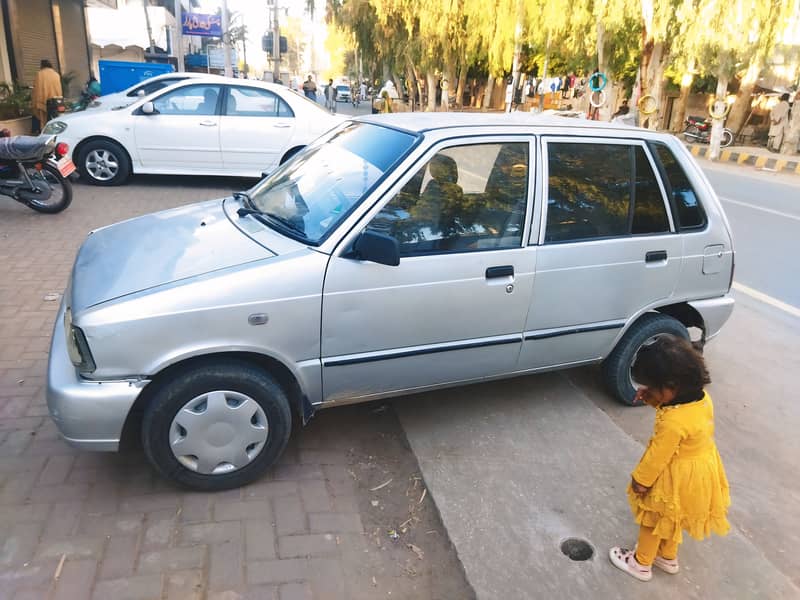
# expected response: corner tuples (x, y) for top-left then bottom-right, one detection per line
(48, 114), (734, 490)
(87, 72), (219, 111)
(43, 78), (343, 185)
(336, 84), (351, 102)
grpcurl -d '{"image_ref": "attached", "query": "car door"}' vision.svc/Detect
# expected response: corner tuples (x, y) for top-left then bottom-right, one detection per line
(219, 85), (296, 174)
(517, 137), (682, 370)
(321, 138), (536, 404)
(133, 83), (223, 171)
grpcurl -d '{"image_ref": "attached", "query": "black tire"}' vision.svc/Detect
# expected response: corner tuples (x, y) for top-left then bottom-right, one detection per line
(141, 359), (292, 491)
(601, 313), (689, 406)
(25, 164), (72, 213)
(76, 139), (131, 186)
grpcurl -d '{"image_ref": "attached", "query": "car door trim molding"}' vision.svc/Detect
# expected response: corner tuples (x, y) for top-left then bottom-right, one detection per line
(523, 319), (626, 341)
(323, 333), (522, 367)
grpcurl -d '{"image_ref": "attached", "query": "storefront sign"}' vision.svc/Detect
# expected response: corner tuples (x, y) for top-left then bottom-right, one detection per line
(182, 13), (223, 37)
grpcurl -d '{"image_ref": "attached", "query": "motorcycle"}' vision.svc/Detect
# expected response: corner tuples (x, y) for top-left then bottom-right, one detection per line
(0, 134), (74, 213)
(683, 115), (734, 148)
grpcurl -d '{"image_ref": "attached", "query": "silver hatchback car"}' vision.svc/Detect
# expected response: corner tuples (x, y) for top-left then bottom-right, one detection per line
(48, 114), (734, 490)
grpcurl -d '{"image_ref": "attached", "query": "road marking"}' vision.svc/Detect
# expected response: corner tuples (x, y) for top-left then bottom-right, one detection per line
(718, 196), (800, 222)
(732, 282), (800, 318)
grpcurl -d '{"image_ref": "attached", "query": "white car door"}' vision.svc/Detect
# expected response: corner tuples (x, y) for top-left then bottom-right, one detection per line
(321, 139), (536, 403)
(133, 83), (223, 171)
(219, 85), (297, 175)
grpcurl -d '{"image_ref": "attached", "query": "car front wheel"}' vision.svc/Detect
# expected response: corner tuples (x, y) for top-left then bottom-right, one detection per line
(601, 313), (690, 406)
(77, 139), (131, 186)
(141, 359), (292, 490)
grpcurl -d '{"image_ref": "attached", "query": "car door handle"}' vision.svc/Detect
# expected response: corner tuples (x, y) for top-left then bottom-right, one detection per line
(486, 265), (514, 278)
(272, 123), (292, 128)
(199, 120), (217, 127)
(645, 250), (668, 263)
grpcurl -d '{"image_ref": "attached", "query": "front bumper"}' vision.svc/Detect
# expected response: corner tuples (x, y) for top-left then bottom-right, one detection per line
(689, 295), (735, 341)
(46, 301), (148, 451)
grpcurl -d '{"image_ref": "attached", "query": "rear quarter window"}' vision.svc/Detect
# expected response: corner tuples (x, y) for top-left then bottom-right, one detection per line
(650, 142), (706, 230)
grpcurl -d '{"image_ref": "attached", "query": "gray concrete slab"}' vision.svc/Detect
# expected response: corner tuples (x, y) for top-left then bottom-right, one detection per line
(396, 372), (799, 600)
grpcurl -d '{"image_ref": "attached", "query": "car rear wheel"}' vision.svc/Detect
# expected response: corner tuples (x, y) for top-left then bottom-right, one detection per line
(601, 313), (690, 406)
(142, 359), (291, 490)
(77, 139), (131, 186)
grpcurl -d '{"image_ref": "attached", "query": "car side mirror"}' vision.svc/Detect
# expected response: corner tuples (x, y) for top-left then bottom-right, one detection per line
(352, 230), (400, 266)
(137, 89), (146, 97)
(141, 101), (156, 115)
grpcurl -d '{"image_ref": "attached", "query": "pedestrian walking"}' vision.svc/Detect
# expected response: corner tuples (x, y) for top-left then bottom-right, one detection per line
(324, 79), (337, 113)
(31, 59), (62, 133)
(302, 75), (317, 101)
(768, 93), (791, 152)
(609, 334), (730, 582)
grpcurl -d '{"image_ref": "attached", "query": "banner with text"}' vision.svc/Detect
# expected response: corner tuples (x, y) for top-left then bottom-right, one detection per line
(182, 13), (223, 37)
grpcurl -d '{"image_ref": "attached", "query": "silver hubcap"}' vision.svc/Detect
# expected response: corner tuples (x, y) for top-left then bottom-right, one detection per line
(628, 334), (662, 390)
(169, 390), (268, 475)
(85, 149), (119, 181)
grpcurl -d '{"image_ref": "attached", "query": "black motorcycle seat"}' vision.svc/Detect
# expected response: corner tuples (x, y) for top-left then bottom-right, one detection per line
(0, 136), (51, 161)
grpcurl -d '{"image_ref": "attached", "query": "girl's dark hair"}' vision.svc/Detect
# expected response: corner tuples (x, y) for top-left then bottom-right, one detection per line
(630, 334), (711, 404)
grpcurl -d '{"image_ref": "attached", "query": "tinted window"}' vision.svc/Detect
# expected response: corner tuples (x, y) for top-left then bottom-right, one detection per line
(129, 77), (184, 97)
(632, 146), (670, 234)
(546, 143), (630, 242)
(225, 86), (294, 117)
(651, 142), (706, 229)
(367, 142), (529, 255)
(151, 84), (220, 116)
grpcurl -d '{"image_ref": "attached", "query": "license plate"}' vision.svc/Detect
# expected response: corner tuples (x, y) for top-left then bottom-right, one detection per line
(56, 157), (76, 177)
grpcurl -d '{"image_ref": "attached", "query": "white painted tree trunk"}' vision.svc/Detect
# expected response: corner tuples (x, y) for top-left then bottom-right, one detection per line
(483, 75), (494, 111)
(426, 71), (437, 112)
(709, 74), (729, 160)
(780, 92), (800, 155)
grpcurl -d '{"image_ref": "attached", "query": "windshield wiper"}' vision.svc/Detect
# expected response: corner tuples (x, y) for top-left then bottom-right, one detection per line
(262, 211), (306, 235)
(236, 204), (307, 238)
(233, 190), (254, 209)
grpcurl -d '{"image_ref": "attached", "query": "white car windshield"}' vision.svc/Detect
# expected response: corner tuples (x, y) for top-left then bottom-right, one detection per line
(247, 122), (418, 244)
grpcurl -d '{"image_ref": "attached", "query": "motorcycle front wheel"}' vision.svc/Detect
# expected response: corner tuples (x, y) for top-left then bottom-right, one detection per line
(24, 164), (73, 214)
(721, 129), (734, 148)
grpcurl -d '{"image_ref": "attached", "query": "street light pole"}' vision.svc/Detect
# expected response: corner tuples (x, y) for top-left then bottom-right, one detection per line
(222, 0), (233, 77)
(272, 0), (280, 83)
(174, 0), (184, 71)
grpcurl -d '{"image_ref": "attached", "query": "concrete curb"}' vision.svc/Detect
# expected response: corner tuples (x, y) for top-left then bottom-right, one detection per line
(686, 143), (800, 175)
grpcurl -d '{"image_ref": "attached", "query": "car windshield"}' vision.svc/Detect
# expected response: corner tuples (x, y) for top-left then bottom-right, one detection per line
(247, 122), (418, 244)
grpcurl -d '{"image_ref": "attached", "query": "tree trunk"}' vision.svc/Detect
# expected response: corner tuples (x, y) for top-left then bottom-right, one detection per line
(405, 60), (416, 112)
(780, 91), (800, 155)
(426, 71), (437, 112)
(726, 57), (761, 138)
(709, 74), (729, 160)
(639, 40), (667, 129)
(455, 61), (467, 108)
(671, 66), (694, 132)
(483, 75), (494, 111)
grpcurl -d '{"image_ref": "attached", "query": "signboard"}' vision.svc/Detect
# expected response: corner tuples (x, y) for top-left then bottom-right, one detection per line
(207, 47), (237, 70)
(182, 13), (223, 37)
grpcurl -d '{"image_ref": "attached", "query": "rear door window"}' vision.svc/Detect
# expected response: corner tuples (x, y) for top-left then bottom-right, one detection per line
(544, 141), (671, 243)
(649, 142), (706, 230)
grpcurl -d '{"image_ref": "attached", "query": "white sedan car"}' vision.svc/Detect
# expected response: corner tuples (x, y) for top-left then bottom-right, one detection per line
(43, 78), (343, 185)
(88, 72), (220, 111)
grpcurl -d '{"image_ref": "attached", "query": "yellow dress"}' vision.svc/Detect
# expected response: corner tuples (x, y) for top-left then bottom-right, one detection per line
(628, 391), (730, 543)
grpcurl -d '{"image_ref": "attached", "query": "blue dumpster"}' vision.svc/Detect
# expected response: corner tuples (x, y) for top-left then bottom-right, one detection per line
(98, 60), (175, 95)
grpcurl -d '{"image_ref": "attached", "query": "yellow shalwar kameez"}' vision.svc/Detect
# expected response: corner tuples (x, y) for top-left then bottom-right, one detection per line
(31, 67), (62, 128)
(628, 392), (730, 562)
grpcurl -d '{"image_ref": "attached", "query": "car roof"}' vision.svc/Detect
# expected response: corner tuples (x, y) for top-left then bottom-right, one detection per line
(151, 76), (293, 95)
(357, 112), (665, 138)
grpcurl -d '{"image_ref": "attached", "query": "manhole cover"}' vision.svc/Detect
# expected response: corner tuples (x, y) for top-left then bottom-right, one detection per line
(560, 538), (594, 561)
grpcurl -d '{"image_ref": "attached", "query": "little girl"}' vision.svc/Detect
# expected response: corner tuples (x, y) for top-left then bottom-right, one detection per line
(609, 334), (731, 581)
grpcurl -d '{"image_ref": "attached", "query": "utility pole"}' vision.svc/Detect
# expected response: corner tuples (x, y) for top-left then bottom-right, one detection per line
(222, 0), (233, 77)
(272, 0), (280, 83)
(174, 0), (184, 71)
(143, 0), (156, 55)
(538, 31), (551, 112)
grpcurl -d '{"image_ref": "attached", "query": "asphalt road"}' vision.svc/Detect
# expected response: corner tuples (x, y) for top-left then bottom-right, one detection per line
(699, 160), (800, 310)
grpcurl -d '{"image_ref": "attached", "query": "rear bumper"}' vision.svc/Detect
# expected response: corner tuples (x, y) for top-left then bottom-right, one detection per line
(689, 295), (735, 341)
(46, 301), (148, 451)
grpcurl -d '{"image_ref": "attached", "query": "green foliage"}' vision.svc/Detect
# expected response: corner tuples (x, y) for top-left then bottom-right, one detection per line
(0, 82), (31, 120)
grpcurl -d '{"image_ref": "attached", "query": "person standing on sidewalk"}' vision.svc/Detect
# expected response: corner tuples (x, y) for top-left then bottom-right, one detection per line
(302, 75), (317, 101)
(324, 79), (337, 113)
(609, 335), (730, 582)
(31, 59), (62, 133)
(768, 93), (791, 152)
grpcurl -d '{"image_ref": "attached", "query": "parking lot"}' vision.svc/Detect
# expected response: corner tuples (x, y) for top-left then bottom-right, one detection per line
(0, 177), (471, 600)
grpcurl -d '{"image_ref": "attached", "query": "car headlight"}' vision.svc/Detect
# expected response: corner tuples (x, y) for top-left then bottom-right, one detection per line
(42, 120), (67, 135)
(64, 308), (96, 373)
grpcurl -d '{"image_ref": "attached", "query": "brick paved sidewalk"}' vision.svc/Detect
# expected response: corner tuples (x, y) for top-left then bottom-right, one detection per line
(0, 178), (379, 600)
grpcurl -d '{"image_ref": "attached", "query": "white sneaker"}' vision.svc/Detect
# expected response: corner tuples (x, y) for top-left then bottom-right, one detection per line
(609, 547), (653, 582)
(653, 555), (680, 574)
